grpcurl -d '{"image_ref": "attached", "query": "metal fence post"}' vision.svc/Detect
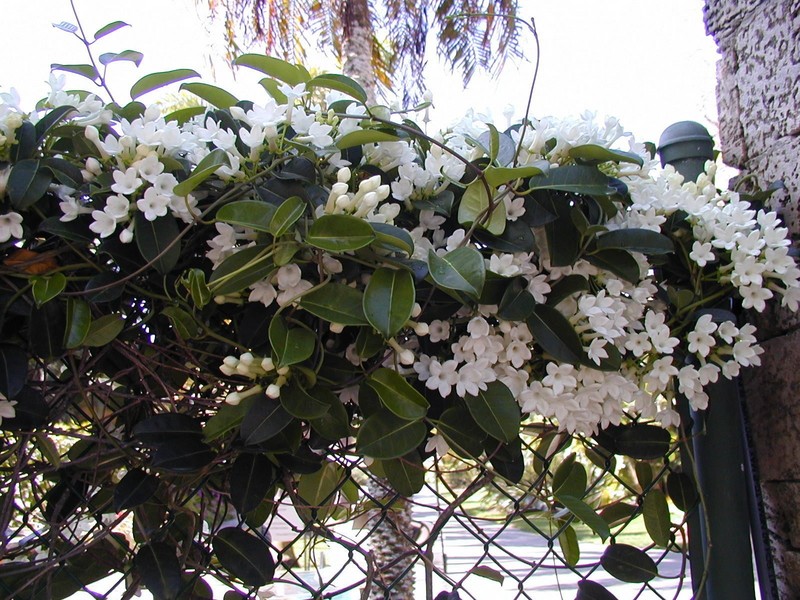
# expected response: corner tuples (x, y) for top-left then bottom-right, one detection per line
(658, 123), (757, 600)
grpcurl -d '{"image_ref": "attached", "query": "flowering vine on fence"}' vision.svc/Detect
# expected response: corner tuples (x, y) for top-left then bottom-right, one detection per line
(0, 16), (797, 599)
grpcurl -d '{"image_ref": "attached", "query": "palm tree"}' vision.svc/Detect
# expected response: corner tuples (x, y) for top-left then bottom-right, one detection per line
(205, 0), (524, 104)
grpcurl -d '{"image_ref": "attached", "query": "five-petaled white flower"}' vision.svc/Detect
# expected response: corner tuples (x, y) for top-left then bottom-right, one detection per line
(136, 187), (170, 221)
(0, 212), (24, 242)
(111, 167), (142, 195)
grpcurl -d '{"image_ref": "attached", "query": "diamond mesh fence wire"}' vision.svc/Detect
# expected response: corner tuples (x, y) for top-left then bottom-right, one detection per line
(0, 412), (699, 600)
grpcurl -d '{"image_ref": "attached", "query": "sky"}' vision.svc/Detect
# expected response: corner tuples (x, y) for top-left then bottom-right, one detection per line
(2, 0), (720, 149)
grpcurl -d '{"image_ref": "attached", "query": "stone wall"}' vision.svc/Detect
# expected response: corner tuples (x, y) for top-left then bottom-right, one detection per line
(704, 1), (800, 597)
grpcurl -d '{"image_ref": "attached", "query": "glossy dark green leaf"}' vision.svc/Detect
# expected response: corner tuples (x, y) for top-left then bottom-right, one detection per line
(135, 213), (180, 274)
(576, 579), (620, 600)
(30, 302), (65, 360)
(371, 222), (415, 255)
(241, 396), (294, 445)
(234, 54), (308, 85)
(468, 566), (505, 584)
(413, 190), (454, 216)
(336, 129), (402, 150)
(307, 73), (367, 103)
(552, 454), (587, 497)
(558, 524), (580, 566)
(296, 460), (344, 521)
(152, 437), (215, 472)
(8, 159), (51, 209)
(133, 413), (202, 445)
(457, 180), (506, 235)
(280, 380), (329, 419)
(615, 424), (671, 459)
(297, 282), (368, 325)
(383, 451), (425, 496)
(207, 245), (274, 296)
(173, 148), (230, 197)
(666, 472), (698, 512)
(270, 196), (306, 237)
(435, 406), (486, 458)
(31, 273), (65, 307)
(64, 298), (91, 349)
(10, 121), (35, 161)
(367, 368), (429, 421)
(306, 214), (375, 252)
(114, 469), (159, 511)
(497, 279), (536, 321)
(464, 381), (520, 443)
(363, 267), (415, 339)
(0, 344), (27, 399)
(585, 248), (642, 284)
(82, 313), (125, 346)
(99, 50), (144, 67)
(473, 218), (536, 253)
(483, 163), (548, 187)
(599, 503), (639, 528)
(164, 106), (206, 124)
(93, 20), (130, 40)
(596, 228), (674, 255)
(203, 396), (257, 442)
(50, 63), (99, 82)
(427, 247), (485, 299)
(643, 489), (671, 547)
(34, 105), (76, 145)
(269, 315), (315, 368)
(527, 304), (584, 364)
(528, 165), (614, 195)
(600, 544), (658, 583)
(557, 495), (611, 541)
(216, 200), (277, 233)
(213, 527), (275, 587)
(308, 389), (351, 440)
(635, 462), (654, 489)
(162, 306), (200, 339)
(569, 144), (644, 167)
(135, 543), (182, 600)
(180, 82), (239, 108)
(184, 268), (212, 308)
(486, 437), (525, 483)
(357, 410), (427, 459)
(231, 454), (275, 514)
(130, 68), (200, 100)
(546, 274), (590, 307)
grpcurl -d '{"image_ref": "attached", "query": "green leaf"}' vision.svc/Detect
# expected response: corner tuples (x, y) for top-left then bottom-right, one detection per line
(307, 73), (367, 103)
(83, 313), (125, 346)
(135, 543), (182, 600)
(457, 180), (506, 235)
(258, 78), (288, 103)
(173, 148), (230, 197)
(180, 82), (239, 108)
(427, 247), (485, 299)
(463, 381), (520, 443)
(130, 68), (200, 100)
(635, 462), (653, 489)
(133, 413), (202, 445)
(336, 129), (402, 150)
(585, 249), (641, 284)
(371, 222), (415, 255)
(269, 316), (315, 368)
(31, 273), (66, 307)
(240, 396), (293, 445)
(114, 469), (159, 511)
(615, 424), (672, 459)
(552, 454), (587, 497)
(367, 369), (429, 421)
(547, 275), (590, 307)
(184, 268), (212, 308)
(576, 580), (620, 600)
(413, 190), (454, 216)
(8, 159), (51, 209)
(596, 228), (674, 255)
(296, 460), (344, 520)
(280, 380), (329, 419)
(483, 163), (549, 187)
(50, 63), (99, 82)
(468, 566), (505, 584)
(363, 267), (415, 338)
(0, 344), (27, 398)
(164, 105), (206, 124)
(527, 304), (585, 364)
(643, 489), (671, 547)
(557, 495), (611, 541)
(203, 396), (257, 442)
(93, 20), (130, 40)
(233, 54), (309, 86)
(558, 524), (580, 566)
(306, 214), (375, 252)
(297, 282), (368, 325)
(213, 527), (275, 587)
(258, 198), (299, 238)
(528, 165), (614, 195)
(666, 472), (698, 512)
(357, 411), (427, 459)
(497, 279), (536, 321)
(135, 213), (180, 274)
(216, 200), (276, 233)
(435, 406), (486, 459)
(64, 299), (91, 349)
(30, 303), (64, 360)
(569, 144), (644, 167)
(162, 306), (200, 339)
(207, 245), (274, 296)
(600, 544), (658, 583)
(308, 388), (351, 440)
(34, 106), (77, 146)
(98, 50), (144, 67)
(383, 451), (425, 496)
(230, 454), (274, 514)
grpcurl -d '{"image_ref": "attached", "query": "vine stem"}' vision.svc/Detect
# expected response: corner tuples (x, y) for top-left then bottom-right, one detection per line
(68, 0), (117, 104)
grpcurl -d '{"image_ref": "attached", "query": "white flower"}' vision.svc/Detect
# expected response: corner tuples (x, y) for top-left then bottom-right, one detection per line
(428, 320), (451, 343)
(153, 173), (178, 196)
(0, 211), (24, 242)
(136, 187), (170, 221)
(587, 338), (609, 365)
(0, 398), (17, 426)
(306, 122), (334, 148)
(689, 241), (715, 266)
(276, 264), (302, 289)
(687, 314), (717, 357)
(740, 284), (772, 312)
(455, 359), (496, 397)
(135, 153), (164, 183)
(425, 433), (450, 457)
(104, 194), (131, 220)
(425, 359), (459, 397)
(111, 167), (142, 195)
(542, 362), (577, 395)
(249, 281), (277, 307)
(89, 210), (117, 238)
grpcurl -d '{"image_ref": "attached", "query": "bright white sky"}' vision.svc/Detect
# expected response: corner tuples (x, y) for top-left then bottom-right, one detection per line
(3, 0), (720, 148)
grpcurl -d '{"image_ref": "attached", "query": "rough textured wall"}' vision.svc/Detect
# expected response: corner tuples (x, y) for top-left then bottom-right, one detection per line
(704, 1), (800, 597)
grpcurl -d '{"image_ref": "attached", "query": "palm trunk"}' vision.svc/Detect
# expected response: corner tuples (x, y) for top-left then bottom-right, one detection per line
(341, 0), (377, 104)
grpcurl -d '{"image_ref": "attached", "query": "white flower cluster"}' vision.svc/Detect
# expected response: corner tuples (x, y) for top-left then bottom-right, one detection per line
(320, 167), (398, 223)
(219, 352), (286, 402)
